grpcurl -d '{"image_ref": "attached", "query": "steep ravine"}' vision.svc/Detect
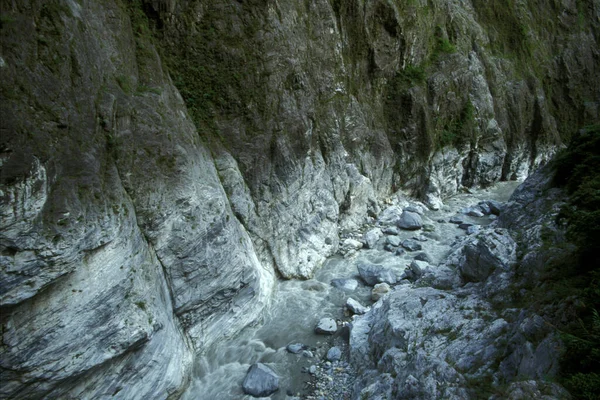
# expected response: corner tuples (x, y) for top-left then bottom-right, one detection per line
(0, 0), (599, 399)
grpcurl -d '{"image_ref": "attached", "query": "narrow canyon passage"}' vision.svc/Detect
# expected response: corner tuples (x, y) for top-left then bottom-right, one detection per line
(182, 181), (521, 400)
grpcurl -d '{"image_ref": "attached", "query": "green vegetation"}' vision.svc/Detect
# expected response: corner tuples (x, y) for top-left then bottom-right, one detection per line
(438, 100), (475, 149)
(552, 125), (600, 399)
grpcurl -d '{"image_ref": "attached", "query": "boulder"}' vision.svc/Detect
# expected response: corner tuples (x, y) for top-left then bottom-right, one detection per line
(449, 215), (464, 224)
(242, 363), (279, 397)
(382, 226), (400, 235)
(357, 262), (397, 285)
(363, 228), (383, 249)
(414, 252), (433, 263)
(341, 238), (363, 252)
(468, 208), (484, 217)
(383, 243), (396, 252)
(401, 239), (422, 252)
(326, 346), (342, 362)
(315, 318), (337, 335)
(395, 248), (406, 256)
(386, 236), (401, 247)
(372, 283), (391, 301)
(487, 200), (503, 215)
(478, 202), (492, 215)
(346, 297), (368, 315)
(459, 223), (474, 230)
(377, 206), (403, 226)
(398, 211), (423, 230)
(286, 343), (305, 354)
(460, 229), (517, 282)
(330, 278), (358, 291)
(409, 260), (428, 280)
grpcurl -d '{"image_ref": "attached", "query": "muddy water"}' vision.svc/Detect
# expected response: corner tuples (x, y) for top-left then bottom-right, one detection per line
(181, 181), (521, 400)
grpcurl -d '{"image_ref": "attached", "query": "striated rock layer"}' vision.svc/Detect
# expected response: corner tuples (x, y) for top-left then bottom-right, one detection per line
(0, 0), (598, 398)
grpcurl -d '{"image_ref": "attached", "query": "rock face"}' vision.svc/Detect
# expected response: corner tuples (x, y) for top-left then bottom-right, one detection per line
(0, 0), (598, 398)
(349, 167), (577, 399)
(242, 363), (279, 397)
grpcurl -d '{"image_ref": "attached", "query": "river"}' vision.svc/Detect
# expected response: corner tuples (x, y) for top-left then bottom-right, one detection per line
(181, 181), (521, 400)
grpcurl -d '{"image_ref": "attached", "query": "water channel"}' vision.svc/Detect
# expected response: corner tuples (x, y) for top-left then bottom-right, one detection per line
(182, 181), (521, 400)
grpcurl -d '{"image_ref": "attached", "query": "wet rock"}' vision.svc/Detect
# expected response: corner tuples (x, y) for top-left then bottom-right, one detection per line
(468, 208), (485, 217)
(242, 363), (279, 397)
(340, 238), (363, 252)
(372, 283), (391, 301)
(302, 350), (314, 358)
(330, 278), (358, 291)
(487, 200), (503, 215)
(309, 365), (317, 374)
(478, 202), (492, 215)
(362, 228), (383, 249)
(357, 262), (397, 285)
(315, 318), (337, 335)
(397, 211), (423, 230)
(414, 252), (433, 263)
(409, 260), (428, 280)
(467, 225), (480, 235)
(395, 248), (406, 256)
(382, 226), (400, 235)
(286, 343), (305, 354)
(401, 240), (422, 252)
(346, 298), (368, 315)
(377, 206), (403, 226)
(422, 224), (436, 232)
(326, 347), (342, 361)
(383, 243), (396, 252)
(449, 215), (464, 224)
(386, 236), (401, 247)
(459, 223), (474, 230)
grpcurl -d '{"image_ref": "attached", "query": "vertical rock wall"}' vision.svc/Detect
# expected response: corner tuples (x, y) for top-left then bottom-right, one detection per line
(0, 0), (598, 397)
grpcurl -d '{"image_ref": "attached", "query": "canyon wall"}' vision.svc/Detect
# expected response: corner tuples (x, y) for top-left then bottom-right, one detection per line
(0, 0), (598, 397)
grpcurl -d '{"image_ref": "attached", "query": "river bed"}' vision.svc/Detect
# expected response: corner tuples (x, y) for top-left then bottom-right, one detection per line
(181, 181), (521, 400)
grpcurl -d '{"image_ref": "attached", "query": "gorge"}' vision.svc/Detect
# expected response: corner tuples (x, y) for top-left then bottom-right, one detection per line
(1, 0), (599, 399)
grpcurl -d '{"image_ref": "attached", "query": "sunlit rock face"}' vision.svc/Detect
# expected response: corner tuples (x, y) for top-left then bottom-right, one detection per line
(0, 0), (598, 398)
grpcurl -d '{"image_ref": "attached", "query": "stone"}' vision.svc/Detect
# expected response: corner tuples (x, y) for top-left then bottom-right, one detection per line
(309, 365), (317, 375)
(467, 225), (480, 235)
(422, 224), (436, 232)
(468, 208), (484, 217)
(460, 228), (517, 282)
(386, 236), (401, 247)
(302, 350), (314, 358)
(398, 211), (423, 230)
(357, 262), (397, 285)
(478, 202), (492, 215)
(409, 260), (428, 279)
(449, 215), (464, 224)
(414, 252), (433, 263)
(377, 206), (403, 225)
(286, 343), (305, 354)
(330, 278), (359, 291)
(326, 346), (342, 361)
(487, 200), (503, 215)
(371, 283), (391, 301)
(382, 226), (400, 235)
(315, 318), (337, 335)
(401, 239), (422, 252)
(383, 243), (396, 252)
(341, 238), (363, 252)
(242, 363), (279, 397)
(346, 297), (369, 315)
(362, 228), (383, 249)
(459, 223), (474, 230)
(395, 248), (406, 256)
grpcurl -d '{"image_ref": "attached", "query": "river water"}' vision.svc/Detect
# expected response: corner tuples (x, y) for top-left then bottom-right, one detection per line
(181, 181), (521, 400)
